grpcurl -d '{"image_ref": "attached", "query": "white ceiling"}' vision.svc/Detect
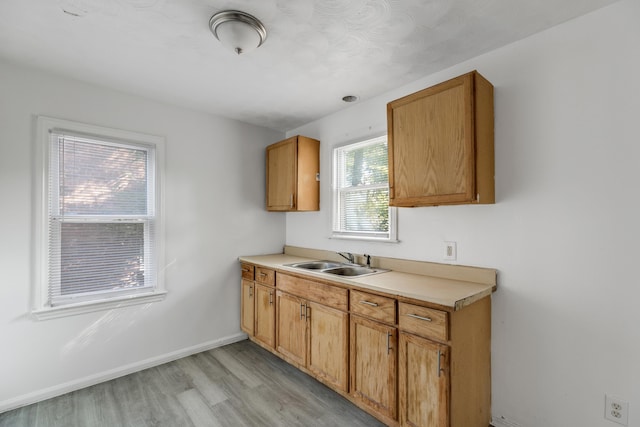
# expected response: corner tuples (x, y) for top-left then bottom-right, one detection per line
(0, 0), (618, 132)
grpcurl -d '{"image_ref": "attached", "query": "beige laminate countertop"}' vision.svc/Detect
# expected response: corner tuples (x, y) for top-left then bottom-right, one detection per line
(239, 253), (496, 311)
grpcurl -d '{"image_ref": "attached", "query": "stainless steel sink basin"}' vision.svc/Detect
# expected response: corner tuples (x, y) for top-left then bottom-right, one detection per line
(322, 266), (382, 277)
(286, 261), (343, 270)
(286, 261), (387, 277)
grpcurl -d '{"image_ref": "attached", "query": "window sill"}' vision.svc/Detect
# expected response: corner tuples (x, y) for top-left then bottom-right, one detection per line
(330, 234), (399, 243)
(32, 291), (167, 320)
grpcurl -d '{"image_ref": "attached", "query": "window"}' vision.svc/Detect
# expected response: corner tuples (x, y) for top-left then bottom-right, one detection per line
(332, 135), (397, 241)
(34, 117), (165, 319)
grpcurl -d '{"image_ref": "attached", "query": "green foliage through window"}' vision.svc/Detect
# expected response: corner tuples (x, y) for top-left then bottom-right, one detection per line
(333, 136), (395, 240)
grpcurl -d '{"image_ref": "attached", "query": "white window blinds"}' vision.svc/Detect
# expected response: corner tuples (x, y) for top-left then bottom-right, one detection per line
(47, 131), (157, 306)
(333, 136), (396, 241)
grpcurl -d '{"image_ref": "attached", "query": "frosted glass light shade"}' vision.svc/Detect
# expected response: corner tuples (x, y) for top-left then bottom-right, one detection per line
(209, 10), (267, 55)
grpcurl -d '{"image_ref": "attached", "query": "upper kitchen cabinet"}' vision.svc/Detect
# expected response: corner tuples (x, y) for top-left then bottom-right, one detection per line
(387, 71), (494, 207)
(266, 135), (320, 211)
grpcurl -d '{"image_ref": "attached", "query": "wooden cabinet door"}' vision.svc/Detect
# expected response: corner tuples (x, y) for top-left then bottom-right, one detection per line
(254, 284), (275, 348)
(350, 315), (397, 420)
(307, 301), (349, 392)
(276, 290), (307, 366)
(266, 137), (296, 211)
(240, 279), (254, 336)
(388, 74), (473, 206)
(399, 332), (449, 427)
(387, 71), (494, 206)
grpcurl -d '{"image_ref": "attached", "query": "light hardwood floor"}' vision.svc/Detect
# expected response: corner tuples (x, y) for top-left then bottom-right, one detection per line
(0, 340), (385, 427)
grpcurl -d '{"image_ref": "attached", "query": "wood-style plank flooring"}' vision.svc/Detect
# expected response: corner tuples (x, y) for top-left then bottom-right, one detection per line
(0, 340), (385, 427)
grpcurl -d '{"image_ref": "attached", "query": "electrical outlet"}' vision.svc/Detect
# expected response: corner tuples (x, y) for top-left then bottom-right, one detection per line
(605, 394), (629, 426)
(443, 241), (457, 261)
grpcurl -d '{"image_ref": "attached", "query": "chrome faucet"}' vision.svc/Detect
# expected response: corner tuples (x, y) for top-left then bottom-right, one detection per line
(337, 252), (355, 264)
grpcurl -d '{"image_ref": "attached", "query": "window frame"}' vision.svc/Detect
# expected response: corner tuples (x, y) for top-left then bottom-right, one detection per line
(331, 135), (398, 242)
(33, 116), (166, 320)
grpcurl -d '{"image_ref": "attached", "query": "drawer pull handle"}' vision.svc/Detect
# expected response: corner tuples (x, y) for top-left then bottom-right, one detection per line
(260, 272), (267, 277)
(242, 268), (250, 273)
(386, 332), (392, 355)
(407, 313), (432, 322)
(300, 303), (305, 320)
(437, 349), (442, 377)
(269, 291), (273, 305)
(359, 300), (379, 307)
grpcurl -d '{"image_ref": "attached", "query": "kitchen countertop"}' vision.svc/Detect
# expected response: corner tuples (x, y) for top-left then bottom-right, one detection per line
(239, 253), (496, 311)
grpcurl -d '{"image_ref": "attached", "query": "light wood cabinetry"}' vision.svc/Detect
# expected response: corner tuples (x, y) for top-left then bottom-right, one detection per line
(241, 263), (254, 280)
(240, 263), (255, 335)
(307, 301), (349, 390)
(349, 289), (398, 422)
(350, 314), (397, 421)
(275, 290), (307, 366)
(398, 332), (449, 427)
(276, 273), (349, 392)
(240, 264), (276, 349)
(254, 283), (275, 348)
(240, 260), (492, 427)
(240, 278), (254, 335)
(398, 298), (491, 427)
(398, 301), (449, 427)
(350, 289), (396, 324)
(266, 135), (320, 212)
(387, 70), (494, 206)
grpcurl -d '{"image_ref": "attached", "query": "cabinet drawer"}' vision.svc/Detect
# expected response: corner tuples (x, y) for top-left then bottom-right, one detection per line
(277, 273), (348, 311)
(350, 289), (396, 325)
(240, 263), (254, 280)
(398, 303), (448, 342)
(255, 267), (275, 286)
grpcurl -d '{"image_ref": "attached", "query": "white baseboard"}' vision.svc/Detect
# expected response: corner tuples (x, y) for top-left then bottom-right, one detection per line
(0, 332), (248, 413)
(492, 415), (524, 427)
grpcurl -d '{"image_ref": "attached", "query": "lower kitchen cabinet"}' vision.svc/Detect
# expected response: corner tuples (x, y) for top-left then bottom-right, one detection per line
(275, 272), (350, 392)
(240, 278), (254, 335)
(254, 283), (275, 348)
(240, 261), (493, 427)
(350, 314), (397, 421)
(276, 289), (350, 392)
(398, 332), (449, 427)
(307, 301), (349, 391)
(275, 290), (307, 366)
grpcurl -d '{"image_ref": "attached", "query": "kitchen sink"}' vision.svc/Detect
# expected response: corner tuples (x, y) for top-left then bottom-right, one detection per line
(285, 261), (387, 277)
(322, 266), (381, 276)
(287, 261), (343, 270)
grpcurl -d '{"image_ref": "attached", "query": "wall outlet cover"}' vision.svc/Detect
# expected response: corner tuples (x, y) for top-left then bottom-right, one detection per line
(444, 241), (457, 261)
(605, 394), (629, 426)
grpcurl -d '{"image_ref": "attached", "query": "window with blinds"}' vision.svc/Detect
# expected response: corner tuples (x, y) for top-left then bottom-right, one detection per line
(34, 116), (165, 316)
(332, 136), (397, 241)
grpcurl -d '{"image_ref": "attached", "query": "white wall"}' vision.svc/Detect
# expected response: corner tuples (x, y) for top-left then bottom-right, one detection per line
(0, 60), (285, 409)
(286, 1), (640, 426)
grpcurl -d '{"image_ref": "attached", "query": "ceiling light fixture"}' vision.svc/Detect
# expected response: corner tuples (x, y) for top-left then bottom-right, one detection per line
(209, 10), (267, 55)
(342, 95), (359, 103)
